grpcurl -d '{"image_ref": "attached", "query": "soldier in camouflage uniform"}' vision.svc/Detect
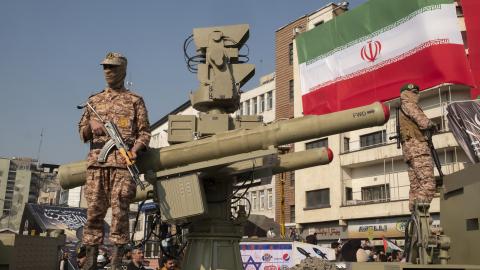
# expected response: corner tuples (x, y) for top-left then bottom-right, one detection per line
(399, 83), (436, 212)
(78, 52), (151, 270)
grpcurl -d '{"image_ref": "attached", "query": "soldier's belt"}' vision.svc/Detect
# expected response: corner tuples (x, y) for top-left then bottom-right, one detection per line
(90, 141), (133, 152)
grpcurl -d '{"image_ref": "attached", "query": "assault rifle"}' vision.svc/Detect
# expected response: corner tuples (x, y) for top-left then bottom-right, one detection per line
(389, 107), (401, 149)
(77, 102), (145, 190)
(424, 128), (444, 180)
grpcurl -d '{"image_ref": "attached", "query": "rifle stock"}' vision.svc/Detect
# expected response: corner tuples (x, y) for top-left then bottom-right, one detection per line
(425, 130), (444, 180)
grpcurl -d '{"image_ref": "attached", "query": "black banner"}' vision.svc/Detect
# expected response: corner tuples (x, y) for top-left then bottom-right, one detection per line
(447, 101), (480, 163)
(26, 204), (87, 242)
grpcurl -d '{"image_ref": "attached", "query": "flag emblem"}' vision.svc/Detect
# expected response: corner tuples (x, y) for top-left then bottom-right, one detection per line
(361, 40), (382, 62)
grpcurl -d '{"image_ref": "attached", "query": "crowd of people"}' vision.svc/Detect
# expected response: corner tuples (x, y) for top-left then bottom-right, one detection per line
(331, 239), (405, 263)
(70, 245), (180, 270)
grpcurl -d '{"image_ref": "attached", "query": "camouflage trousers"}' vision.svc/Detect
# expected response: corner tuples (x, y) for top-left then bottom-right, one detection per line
(402, 138), (436, 211)
(83, 167), (136, 245)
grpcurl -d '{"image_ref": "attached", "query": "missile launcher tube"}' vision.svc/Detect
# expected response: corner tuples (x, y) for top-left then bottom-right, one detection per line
(59, 102), (388, 189)
(59, 147), (333, 193)
(148, 102), (388, 169)
(130, 147), (333, 202)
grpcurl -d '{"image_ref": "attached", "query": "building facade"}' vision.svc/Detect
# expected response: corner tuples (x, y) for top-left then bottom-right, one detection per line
(274, 2), (348, 232)
(288, 1), (471, 246)
(0, 157), (54, 231)
(36, 163), (66, 206)
(234, 73), (277, 220)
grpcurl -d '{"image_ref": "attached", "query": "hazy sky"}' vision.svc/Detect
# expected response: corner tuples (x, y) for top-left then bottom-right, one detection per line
(0, 0), (365, 164)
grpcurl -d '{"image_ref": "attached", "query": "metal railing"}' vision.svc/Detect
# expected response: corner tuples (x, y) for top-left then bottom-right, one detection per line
(342, 161), (467, 206)
(342, 100), (452, 154)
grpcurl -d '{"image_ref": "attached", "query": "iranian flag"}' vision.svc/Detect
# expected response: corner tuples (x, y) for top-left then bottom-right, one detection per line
(296, 0), (475, 115)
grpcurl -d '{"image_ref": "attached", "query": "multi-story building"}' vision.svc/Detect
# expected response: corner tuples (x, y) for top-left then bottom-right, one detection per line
(288, 1), (472, 246)
(234, 73), (276, 220)
(36, 163), (67, 206)
(0, 157), (48, 231)
(274, 2), (348, 232)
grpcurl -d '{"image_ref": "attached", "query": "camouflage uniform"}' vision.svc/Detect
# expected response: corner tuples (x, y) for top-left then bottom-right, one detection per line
(399, 83), (436, 211)
(78, 52), (151, 246)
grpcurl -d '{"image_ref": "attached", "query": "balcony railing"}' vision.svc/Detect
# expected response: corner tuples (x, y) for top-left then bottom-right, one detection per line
(341, 162), (466, 206)
(342, 131), (397, 153)
(342, 100), (453, 154)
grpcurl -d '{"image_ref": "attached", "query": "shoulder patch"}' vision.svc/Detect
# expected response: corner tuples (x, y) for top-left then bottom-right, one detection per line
(87, 89), (107, 102)
(126, 90), (141, 98)
(125, 90), (143, 102)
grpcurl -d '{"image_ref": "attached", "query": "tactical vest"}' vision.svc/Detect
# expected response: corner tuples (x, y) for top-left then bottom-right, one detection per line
(399, 109), (425, 142)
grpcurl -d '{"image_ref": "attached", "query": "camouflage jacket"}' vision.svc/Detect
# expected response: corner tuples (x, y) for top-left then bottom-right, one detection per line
(399, 91), (433, 142)
(78, 88), (151, 168)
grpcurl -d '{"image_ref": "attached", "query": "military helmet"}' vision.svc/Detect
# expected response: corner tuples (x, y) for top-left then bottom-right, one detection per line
(100, 52), (127, 66)
(400, 83), (420, 93)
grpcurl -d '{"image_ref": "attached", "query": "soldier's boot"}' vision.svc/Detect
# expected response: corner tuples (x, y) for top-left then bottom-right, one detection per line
(110, 244), (126, 270)
(82, 245), (98, 270)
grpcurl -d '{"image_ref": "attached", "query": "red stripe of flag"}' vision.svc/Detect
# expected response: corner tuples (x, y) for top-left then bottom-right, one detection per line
(460, 0), (480, 98)
(302, 44), (474, 115)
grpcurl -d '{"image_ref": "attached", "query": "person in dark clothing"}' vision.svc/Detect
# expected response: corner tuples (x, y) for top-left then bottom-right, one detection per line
(305, 232), (318, 245)
(60, 252), (69, 270)
(126, 248), (146, 270)
(340, 239), (362, 262)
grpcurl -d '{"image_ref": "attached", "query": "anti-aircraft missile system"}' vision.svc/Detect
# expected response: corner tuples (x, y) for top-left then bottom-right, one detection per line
(58, 24), (390, 270)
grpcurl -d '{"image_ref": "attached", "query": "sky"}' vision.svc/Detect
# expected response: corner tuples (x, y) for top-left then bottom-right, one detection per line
(0, 0), (365, 165)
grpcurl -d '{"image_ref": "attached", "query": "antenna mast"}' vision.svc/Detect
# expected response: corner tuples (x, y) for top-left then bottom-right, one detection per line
(36, 128), (44, 167)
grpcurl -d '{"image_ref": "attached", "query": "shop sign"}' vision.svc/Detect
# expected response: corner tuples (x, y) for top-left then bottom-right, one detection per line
(348, 215), (440, 239)
(348, 217), (409, 238)
(303, 225), (347, 240)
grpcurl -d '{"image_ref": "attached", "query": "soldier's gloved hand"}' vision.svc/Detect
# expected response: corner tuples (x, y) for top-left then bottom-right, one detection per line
(130, 144), (144, 160)
(89, 119), (107, 136)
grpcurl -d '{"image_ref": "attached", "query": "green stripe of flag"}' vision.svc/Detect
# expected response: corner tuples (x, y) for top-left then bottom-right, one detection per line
(296, 0), (453, 64)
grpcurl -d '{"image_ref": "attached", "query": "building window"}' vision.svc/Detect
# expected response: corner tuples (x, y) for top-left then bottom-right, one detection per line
(267, 91), (273, 110)
(245, 100), (250, 115)
(130, 217), (143, 232)
(361, 184), (390, 202)
(253, 97), (258, 115)
(290, 171), (295, 187)
(267, 189), (273, 209)
(345, 187), (353, 201)
(306, 138), (328, 150)
(289, 80), (294, 102)
(461, 31), (468, 50)
(290, 205), (295, 223)
(245, 192), (250, 211)
(252, 191), (258, 210)
(314, 20), (324, 27)
(259, 190), (265, 210)
(259, 95), (265, 113)
(306, 188), (330, 209)
(360, 130), (386, 148)
(456, 5), (463, 17)
(343, 137), (350, 152)
(289, 43), (294, 65)
(239, 102), (244, 116)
